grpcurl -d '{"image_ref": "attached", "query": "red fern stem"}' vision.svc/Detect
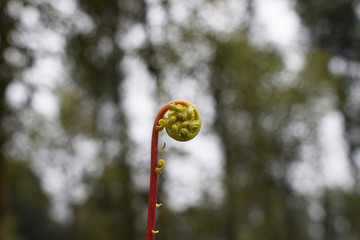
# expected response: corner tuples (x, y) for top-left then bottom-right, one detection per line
(146, 100), (200, 240)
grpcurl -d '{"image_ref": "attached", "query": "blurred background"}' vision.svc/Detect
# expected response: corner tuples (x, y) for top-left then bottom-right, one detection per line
(1, 0), (360, 239)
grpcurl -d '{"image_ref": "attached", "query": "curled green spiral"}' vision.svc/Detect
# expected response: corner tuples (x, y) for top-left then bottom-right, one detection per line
(156, 102), (201, 142)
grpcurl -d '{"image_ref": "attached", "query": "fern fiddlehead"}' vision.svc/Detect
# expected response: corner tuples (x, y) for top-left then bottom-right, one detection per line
(156, 102), (201, 141)
(146, 100), (201, 240)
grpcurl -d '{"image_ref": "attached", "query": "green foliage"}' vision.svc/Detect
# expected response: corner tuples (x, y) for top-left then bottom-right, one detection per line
(72, 165), (138, 240)
(295, 1), (360, 239)
(59, 89), (97, 136)
(295, 0), (359, 60)
(3, 161), (70, 240)
(210, 35), (313, 240)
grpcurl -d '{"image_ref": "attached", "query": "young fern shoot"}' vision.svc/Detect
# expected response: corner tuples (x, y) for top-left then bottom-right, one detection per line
(146, 100), (201, 240)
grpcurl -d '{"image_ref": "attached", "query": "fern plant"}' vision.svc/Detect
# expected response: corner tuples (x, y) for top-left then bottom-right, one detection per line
(146, 100), (201, 240)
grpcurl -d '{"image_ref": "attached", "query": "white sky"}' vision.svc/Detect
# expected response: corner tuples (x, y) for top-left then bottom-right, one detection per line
(319, 111), (353, 189)
(252, 0), (307, 72)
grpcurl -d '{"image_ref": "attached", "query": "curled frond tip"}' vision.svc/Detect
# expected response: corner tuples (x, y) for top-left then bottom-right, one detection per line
(156, 101), (201, 142)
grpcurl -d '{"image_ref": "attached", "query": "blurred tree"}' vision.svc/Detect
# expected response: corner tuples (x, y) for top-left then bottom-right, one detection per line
(343, 191), (360, 239)
(295, 1), (360, 239)
(71, 166), (137, 240)
(7, 161), (70, 240)
(295, 0), (360, 174)
(0, 0), (16, 231)
(0, 0), (32, 236)
(1, 0), (69, 239)
(63, 0), (143, 239)
(209, 34), (326, 240)
(295, 0), (360, 61)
